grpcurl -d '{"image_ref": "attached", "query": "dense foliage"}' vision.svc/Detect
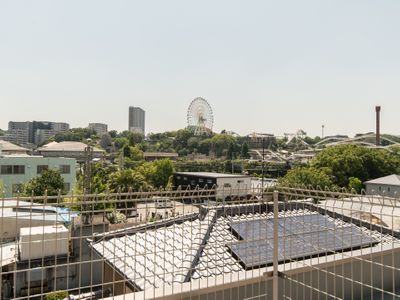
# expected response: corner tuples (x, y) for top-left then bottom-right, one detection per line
(280, 145), (400, 190)
(44, 291), (68, 300)
(279, 167), (335, 189)
(24, 169), (66, 196)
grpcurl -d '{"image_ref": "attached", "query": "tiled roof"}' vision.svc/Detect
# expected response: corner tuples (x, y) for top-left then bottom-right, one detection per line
(91, 206), (397, 293)
(92, 211), (216, 291)
(37, 141), (103, 153)
(365, 174), (400, 186)
(0, 140), (28, 152)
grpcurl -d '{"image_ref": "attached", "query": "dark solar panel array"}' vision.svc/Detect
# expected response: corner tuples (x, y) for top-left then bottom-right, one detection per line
(228, 214), (378, 269)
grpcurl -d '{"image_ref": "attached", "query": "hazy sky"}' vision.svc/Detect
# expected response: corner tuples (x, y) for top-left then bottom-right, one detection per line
(1, 1), (399, 137)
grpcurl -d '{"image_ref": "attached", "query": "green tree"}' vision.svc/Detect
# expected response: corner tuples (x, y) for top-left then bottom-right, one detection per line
(128, 132), (144, 146)
(241, 142), (250, 159)
(348, 177), (363, 193)
(54, 128), (97, 142)
(151, 159), (175, 188)
(99, 134), (113, 152)
(311, 145), (399, 187)
(279, 167), (335, 189)
(24, 169), (66, 196)
(108, 169), (149, 193)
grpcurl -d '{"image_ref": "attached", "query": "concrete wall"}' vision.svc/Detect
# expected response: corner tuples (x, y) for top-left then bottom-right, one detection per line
(365, 183), (400, 198)
(216, 177), (252, 200)
(179, 252), (400, 300)
(0, 217), (59, 241)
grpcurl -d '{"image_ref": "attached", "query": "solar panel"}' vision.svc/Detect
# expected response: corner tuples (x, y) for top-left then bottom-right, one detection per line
(228, 214), (379, 269)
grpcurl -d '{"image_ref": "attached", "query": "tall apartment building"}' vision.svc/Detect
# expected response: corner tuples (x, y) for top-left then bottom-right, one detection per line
(4, 121), (70, 146)
(88, 123), (108, 136)
(128, 107), (145, 135)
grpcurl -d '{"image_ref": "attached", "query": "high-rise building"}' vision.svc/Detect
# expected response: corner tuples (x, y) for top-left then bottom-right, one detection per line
(88, 123), (108, 136)
(4, 121), (70, 146)
(128, 107), (145, 135)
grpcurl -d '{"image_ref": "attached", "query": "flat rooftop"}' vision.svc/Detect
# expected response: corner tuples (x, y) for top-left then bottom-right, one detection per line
(174, 172), (250, 178)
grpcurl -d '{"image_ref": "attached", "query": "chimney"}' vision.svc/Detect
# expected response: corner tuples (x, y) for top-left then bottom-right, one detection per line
(375, 106), (381, 146)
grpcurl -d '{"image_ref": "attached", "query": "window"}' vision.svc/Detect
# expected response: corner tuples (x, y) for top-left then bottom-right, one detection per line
(12, 184), (23, 195)
(388, 187), (391, 192)
(0, 165), (24, 175)
(223, 183), (232, 188)
(183, 177), (187, 181)
(0, 165), (13, 175)
(177, 176), (181, 180)
(63, 183), (71, 192)
(199, 178), (204, 183)
(59, 165), (71, 174)
(237, 180), (244, 183)
(13, 165), (25, 174)
(37, 165), (48, 174)
(207, 179), (213, 184)
(379, 186), (382, 191)
(190, 180), (196, 186)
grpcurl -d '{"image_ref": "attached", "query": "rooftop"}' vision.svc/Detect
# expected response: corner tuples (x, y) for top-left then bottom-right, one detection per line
(0, 140), (28, 152)
(365, 174), (400, 186)
(0, 200), (79, 225)
(91, 203), (397, 293)
(174, 172), (250, 178)
(37, 141), (103, 153)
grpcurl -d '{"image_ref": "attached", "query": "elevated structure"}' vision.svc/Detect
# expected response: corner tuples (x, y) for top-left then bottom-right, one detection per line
(129, 107), (145, 135)
(376, 105), (381, 146)
(187, 97), (213, 136)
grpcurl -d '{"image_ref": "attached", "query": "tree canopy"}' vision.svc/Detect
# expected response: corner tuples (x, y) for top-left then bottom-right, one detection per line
(24, 169), (66, 196)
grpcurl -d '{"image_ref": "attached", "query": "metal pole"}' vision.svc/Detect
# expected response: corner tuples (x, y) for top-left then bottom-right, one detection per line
(273, 190), (279, 300)
(261, 138), (265, 197)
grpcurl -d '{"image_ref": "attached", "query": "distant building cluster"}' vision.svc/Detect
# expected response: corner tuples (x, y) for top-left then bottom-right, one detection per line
(0, 121), (69, 146)
(88, 123), (108, 136)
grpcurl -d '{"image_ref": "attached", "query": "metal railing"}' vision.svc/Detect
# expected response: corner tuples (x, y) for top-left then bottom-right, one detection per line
(1, 185), (399, 299)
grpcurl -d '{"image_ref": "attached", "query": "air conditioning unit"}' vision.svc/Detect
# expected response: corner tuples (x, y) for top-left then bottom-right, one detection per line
(19, 225), (69, 261)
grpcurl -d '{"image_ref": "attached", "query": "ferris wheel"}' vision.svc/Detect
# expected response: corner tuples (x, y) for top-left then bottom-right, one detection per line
(187, 97), (213, 135)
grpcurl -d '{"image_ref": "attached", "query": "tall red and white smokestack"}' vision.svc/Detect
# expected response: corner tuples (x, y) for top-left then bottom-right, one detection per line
(375, 106), (381, 146)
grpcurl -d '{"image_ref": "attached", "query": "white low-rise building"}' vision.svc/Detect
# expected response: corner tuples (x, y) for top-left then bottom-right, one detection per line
(365, 174), (400, 197)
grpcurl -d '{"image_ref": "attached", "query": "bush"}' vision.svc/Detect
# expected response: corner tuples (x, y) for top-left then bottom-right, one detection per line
(45, 291), (68, 300)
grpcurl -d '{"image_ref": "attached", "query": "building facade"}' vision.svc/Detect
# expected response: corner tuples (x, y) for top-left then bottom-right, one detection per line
(128, 107), (145, 135)
(3, 121), (70, 146)
(88, 123), (108, 136)
(0, 156), (76, 197)
(173, 172), (252, 200)
(365, 174), (400, 197)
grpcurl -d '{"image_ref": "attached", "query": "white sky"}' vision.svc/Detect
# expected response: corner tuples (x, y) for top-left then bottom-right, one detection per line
(1, 1), (400, 137)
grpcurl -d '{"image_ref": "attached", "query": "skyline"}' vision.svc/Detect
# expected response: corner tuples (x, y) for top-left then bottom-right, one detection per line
(1, 1), (400, 136)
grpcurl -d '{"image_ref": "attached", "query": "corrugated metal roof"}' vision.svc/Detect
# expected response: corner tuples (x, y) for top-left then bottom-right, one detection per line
(365, 174), (400, 186)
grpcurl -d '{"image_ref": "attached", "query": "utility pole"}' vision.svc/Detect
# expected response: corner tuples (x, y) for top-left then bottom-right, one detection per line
(82, 142), (93, 224)
(376, 106), (381, 146)
(261, 138), (265, 198)
(321, 124), (325, 139)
